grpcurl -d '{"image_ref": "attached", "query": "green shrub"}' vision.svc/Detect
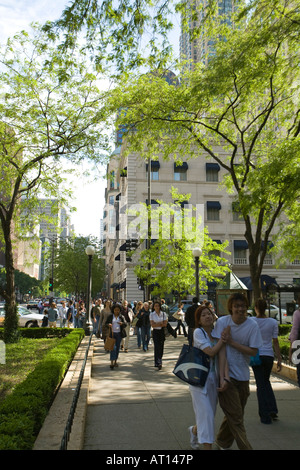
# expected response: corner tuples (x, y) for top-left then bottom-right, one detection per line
(278, 324), (292, 336)
(0, 329), (85, 450)
(0, 327), (76, 340)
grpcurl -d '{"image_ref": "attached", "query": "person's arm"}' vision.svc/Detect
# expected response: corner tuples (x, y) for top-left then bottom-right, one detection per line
(202, 337), (225, 358)
(150, 313), (167, 328)
(227, 338), (257, 356)
(217, 346), (230, 392)
(221, 327), (258, 356)
(273, 338), (282, 371)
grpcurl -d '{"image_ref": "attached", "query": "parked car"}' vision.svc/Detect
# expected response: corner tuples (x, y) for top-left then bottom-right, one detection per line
(248, 303), (291, 324)
(273, 305), (292, 324)
(0, 305), (43, 327)
(26, 300), (39, 310)
(168, 301), (192, 318)
(168, 299), (215, 319)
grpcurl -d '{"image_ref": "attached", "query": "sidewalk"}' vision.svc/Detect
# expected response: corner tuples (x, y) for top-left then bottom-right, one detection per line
(83, 333), (300, 451)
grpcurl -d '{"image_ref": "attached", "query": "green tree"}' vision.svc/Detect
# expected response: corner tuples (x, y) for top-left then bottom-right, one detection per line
(131, 189), (230, 299)
(107, 1), (300, 301)
(0, 26), (109, 342)
(48, 0), (300, 299)
(51, 236), (105, 298)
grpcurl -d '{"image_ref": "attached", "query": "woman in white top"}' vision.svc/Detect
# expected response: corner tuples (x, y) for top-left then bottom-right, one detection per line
(150, 300), (168, 370)
(189, 304), (229, 450)
(252, 298), (282, 424)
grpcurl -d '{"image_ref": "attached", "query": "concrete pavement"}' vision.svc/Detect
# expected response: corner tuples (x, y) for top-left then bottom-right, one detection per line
(83, 333), (300, 451)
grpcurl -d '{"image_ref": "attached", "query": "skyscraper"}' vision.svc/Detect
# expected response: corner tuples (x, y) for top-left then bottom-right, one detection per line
(179, 0), (236, 68)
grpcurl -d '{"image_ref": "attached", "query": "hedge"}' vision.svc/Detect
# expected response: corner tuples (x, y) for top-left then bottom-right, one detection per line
(0, 327), (73, 340)
(0, 328), (85, 450)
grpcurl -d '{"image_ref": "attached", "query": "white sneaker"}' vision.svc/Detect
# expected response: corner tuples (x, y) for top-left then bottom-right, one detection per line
(188, 426), (199, 449)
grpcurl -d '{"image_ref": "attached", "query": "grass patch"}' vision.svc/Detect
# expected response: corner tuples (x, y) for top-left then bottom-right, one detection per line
(0, 337), (60, 402)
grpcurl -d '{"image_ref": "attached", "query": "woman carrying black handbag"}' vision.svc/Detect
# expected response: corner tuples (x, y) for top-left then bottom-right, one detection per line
(188, 304), (229, 450)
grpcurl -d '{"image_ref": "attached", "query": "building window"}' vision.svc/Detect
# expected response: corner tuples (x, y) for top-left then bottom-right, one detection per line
(109, 171), (115, 189)
(146, 161), (160, 181)
(206, 163), (220, 182)
(232, 201), (243, 221)
(207, 201), (221, 221)
(234, 240), (248, 265)
(109, 195), (114, 205)
(174, 162), (188, 181)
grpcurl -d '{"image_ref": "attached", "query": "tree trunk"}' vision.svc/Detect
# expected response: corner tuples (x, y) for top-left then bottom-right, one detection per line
(3, 218), (19, 343)
(248, 240), (262, 303)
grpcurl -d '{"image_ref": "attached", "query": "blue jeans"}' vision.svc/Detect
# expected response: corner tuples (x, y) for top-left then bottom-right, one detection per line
(136, 327), (142, 347)
(110, 332), (122, 362)
(93, 316), (100, 335)
(252, 355), (278, 423)
(141, 325), (151, 351)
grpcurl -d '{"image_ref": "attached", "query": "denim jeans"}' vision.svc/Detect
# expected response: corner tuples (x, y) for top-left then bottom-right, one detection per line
(141, 325), (151, 351)
(136, 327), (142, 347)
(110, 332), (122, 361)
(252, 355), (278, 423)
(93, 316), (100, 335)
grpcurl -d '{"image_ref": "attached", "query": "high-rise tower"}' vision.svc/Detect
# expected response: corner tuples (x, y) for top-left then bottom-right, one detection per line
(179, 0), (236, 68)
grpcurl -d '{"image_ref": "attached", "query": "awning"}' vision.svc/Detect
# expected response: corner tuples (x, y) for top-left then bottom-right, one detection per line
(145, 199), (159, 205)
(240, 275), (278, 291)
(207, 201), (221, 210)
(120, 280), (126, 289)
(206, 163), (220, 171)
(261, 241), (274, 249)
(234, 240), (248, 250)
(146, 160), (160, 170)
(174, 162), (188, 170)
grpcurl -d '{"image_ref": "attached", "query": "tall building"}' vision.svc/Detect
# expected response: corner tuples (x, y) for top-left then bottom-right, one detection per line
(179, 0), (236, 68)
(102, 3), (300, 307)
(103, 136), (300, 304)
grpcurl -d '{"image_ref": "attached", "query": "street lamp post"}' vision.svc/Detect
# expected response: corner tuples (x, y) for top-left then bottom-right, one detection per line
(85, 245), (96, 335)
(192, 247), (202, 301)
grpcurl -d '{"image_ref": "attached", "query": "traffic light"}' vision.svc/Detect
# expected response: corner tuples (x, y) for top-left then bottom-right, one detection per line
(125, 238), (139, 251)
(131, 239), (139, 249)
(49, 278), (53, 292)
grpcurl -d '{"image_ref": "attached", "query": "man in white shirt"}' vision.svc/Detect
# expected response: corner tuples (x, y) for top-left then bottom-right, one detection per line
(58, 301), (68, 328)
(212, 293), (262, 450)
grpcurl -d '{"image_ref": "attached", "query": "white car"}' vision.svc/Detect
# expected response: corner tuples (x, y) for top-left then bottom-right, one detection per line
(0, 305), (43, 328)
(273, 305), (293, 324)
(265, 304), (292, 323)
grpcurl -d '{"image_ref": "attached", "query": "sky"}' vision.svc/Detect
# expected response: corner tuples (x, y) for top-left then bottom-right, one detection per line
(0, 0), (107, 238)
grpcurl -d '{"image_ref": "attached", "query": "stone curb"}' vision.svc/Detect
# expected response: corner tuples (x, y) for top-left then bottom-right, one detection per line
(272, 360), (298, 383)
(33, 336), (94, 451)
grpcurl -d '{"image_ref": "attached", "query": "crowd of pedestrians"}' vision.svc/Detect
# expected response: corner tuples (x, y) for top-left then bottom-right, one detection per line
(36, 292), (299, 451)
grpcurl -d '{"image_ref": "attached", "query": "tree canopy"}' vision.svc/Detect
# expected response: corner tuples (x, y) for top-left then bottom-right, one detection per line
(105, 0), (300, 299)
(0, 25), (110, 341)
